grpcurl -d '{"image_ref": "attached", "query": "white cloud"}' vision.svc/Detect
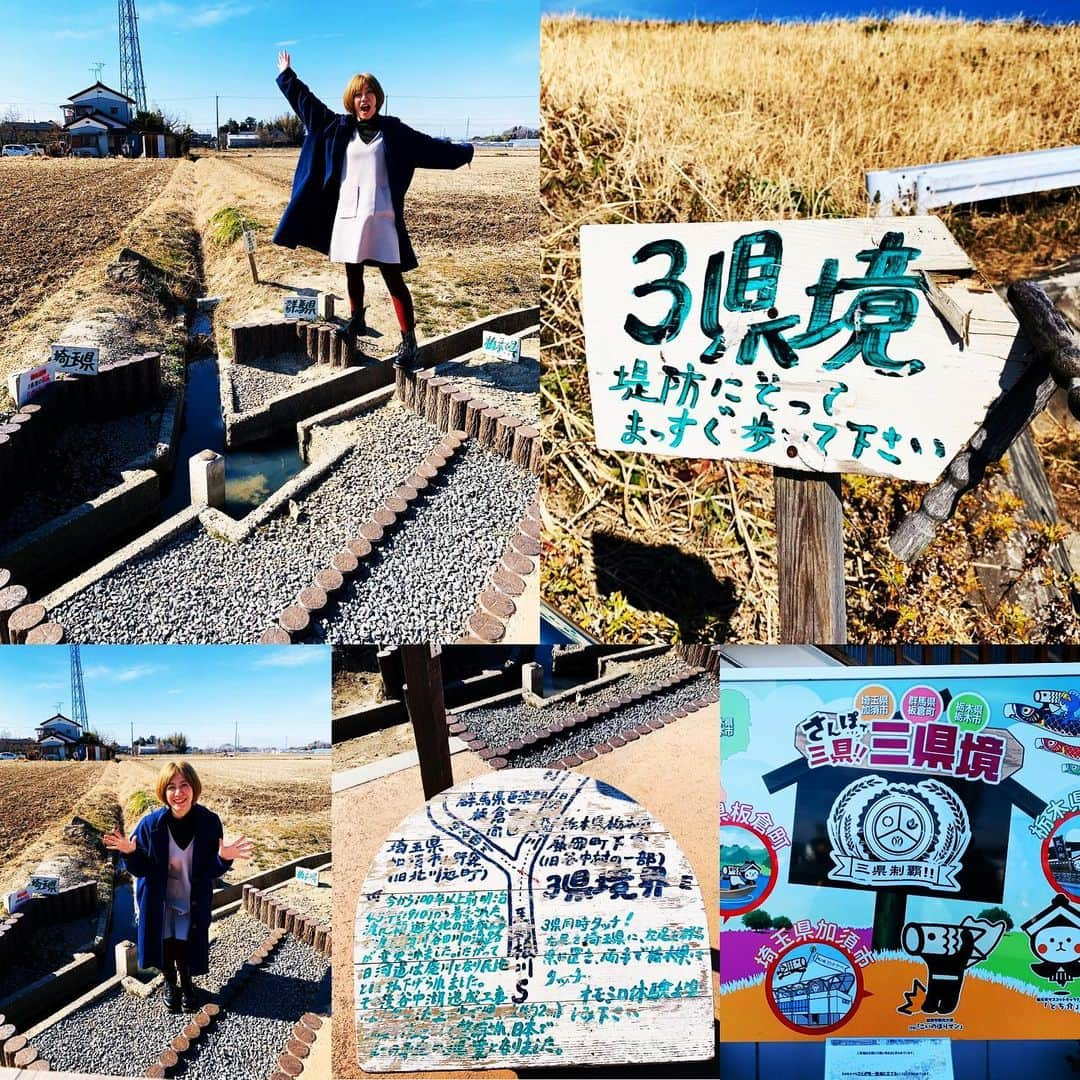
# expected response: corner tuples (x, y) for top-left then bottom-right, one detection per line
(52, 28), (103, 40)
(32, 680), (66, 690)
(84, 664), (161, 683)
(185, 3), (253, 27)
(253, 650), (326, 669)
(276, 38), (299, 45)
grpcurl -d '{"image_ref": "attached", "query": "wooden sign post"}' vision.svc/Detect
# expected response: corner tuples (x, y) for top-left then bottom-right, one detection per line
(354, 769), (713, 1071)
(242, 229), (259, 284)
(580, 217), (1026, 643)
(400, 644), (452, 800)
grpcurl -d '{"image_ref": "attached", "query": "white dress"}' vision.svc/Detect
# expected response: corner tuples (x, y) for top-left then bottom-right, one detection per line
(163, 832), (193, 940)
(329, 130), (400, 265)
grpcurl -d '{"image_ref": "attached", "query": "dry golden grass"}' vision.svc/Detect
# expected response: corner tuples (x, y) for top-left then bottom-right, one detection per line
(542, 15), (1080, 643)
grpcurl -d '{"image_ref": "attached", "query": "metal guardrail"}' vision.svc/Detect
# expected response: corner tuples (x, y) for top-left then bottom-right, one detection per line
(867, 145), (1080, 215)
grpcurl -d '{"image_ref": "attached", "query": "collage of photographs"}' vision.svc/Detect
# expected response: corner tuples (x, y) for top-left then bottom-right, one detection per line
(0, 0), (1079, 1078)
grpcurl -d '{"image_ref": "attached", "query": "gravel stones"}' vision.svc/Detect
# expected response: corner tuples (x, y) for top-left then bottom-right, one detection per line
(29, 912), (269, 1076)
(171, 936), (330, 1080)
(456, 651), (714, 767)
(229, 354), (326, 413)
(317, 442), (538, 644)
(434, 350), (539, 425)
(51, 404), (444, 642)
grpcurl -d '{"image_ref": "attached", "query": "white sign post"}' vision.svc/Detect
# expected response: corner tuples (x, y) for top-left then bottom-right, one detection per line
(7, 365), (53, 407)
(482, 330), (521, 363)
(284, 295), (318, 322)
(49, 344), (99, 376)
(242, 230), (259, 284)
(295, 866), (320, 887)
(28, 875), (60, 895)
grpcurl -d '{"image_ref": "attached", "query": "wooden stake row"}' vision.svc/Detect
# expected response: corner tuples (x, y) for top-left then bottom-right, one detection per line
(261, 435), (466, 643)
(1, 1016), (47, 1070)
(0, 354), (161, 499)
(0, 567), (65, 644)
(675, 644), (724, 673)
(242, 885), (331, 958)
(230, 321), (354, 368)
(394, 367), (541, 475)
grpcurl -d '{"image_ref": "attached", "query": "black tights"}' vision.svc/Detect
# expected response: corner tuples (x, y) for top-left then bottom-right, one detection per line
(344, 262), (415, 333)
(162, 936), (192, 989)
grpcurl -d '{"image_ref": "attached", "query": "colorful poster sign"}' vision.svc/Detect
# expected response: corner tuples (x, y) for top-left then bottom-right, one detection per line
(355, 769), (713, 1070)
(720, 664), (1080, 1040)
(7, 364), (53, 407)
(580, 217), (1022, 482)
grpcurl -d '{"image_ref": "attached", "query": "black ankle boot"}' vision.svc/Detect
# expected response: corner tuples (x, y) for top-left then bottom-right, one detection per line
(163, 981), (181, 1013)
(337, 308), (366, 339)
(180, 983), (198, 1011)
(391, 330), (418, 369)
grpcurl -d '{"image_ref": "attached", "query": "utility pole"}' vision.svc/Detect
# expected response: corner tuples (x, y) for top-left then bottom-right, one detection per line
(234, 718), (238, 753)
(130, 719), (134, 751)
(465, 116), (469, 140)
(215, 94), (219, 149)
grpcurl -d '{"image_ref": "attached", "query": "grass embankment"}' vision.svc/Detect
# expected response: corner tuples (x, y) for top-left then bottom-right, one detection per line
(542, 15), (1080, 642)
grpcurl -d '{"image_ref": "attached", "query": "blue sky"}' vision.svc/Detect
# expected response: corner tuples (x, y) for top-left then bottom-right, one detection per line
(543, 1), (1076, 22)
(0, 646), (330, 749)
(0, 1), (539, 137)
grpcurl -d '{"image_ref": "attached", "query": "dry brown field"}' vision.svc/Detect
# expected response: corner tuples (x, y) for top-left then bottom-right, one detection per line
(0, 754), (330, 904)
(116, 753), (331, 876)
(542, 15), (1080, 643)
(0, 159), (177, 331)
(0, 761), (107, 868)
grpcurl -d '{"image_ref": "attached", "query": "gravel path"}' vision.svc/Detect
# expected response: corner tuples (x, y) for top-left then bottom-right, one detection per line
(171, 936), (330, 1080)
(507, 673), (714, 767)
(435, 346), (539, 425)
(30, 911), (270, 1076)
(457, 651), (699, 748)
(230, 354), (328, 413)
(0, 407), (162, 546)
(268, 873), (333, 925)
(52, 405), (445, 642)
(318, 442), (539, 643)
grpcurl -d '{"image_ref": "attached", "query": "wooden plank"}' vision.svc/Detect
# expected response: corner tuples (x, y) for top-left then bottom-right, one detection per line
(401, 645), (453, 800)
(580, 216), (1024, 483)
(774, 469), (846, 644)
(354, 769), (713, 1071)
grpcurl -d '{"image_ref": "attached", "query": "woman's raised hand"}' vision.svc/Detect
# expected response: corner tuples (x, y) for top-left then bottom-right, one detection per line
(277, 50), (291, 74)
(102, 829), (136, 855)
(221, 835), (255, 862)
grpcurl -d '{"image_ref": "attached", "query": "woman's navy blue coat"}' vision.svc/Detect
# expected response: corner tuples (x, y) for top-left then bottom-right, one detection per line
(273, 67), (474, 270)
(121, 804), (232, 976)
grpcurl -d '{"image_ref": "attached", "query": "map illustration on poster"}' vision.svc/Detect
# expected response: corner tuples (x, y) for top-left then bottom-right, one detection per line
(720, 665), (1080, 1041)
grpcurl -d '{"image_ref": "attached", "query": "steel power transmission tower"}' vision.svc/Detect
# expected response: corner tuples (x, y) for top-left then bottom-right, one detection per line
(70, 646), (89, 733)
(118, 0), (148, 113)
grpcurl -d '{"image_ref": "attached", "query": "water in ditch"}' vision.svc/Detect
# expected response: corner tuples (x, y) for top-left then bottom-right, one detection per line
(100, 879), (137, 978)
(159, 311), (304, 520)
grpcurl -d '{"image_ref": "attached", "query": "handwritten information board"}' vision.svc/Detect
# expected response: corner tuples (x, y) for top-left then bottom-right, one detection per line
(355, 769), (713, 1070)
(482, 330), (522, 363)
(720, 664), (1080, 1041)
(581, 218), (1023, 483)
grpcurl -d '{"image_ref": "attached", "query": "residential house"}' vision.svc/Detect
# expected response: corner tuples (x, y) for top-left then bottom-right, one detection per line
(62, 81), (139, 157)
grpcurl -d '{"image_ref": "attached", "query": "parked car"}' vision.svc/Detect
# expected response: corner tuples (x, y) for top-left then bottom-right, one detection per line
(1, 144), (31, 157)
(71, 146), (99, 158)
(27, 143), (45, 156)
(0, 752), (19, 760)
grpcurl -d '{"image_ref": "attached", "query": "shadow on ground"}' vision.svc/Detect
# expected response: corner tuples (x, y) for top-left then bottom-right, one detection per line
(592, 532), (739, 642)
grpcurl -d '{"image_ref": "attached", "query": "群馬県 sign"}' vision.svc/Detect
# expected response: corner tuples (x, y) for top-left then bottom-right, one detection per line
(719, 663), (1080, 1041)
(355, 768), (713, 1070)
(284, 295), (318, 321)
(580, 217), (1023, 483)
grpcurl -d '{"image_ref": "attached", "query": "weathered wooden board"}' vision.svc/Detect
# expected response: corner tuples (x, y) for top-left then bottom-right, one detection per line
(580, 217), (1027, 483)
(354, 768), (713, 1071)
